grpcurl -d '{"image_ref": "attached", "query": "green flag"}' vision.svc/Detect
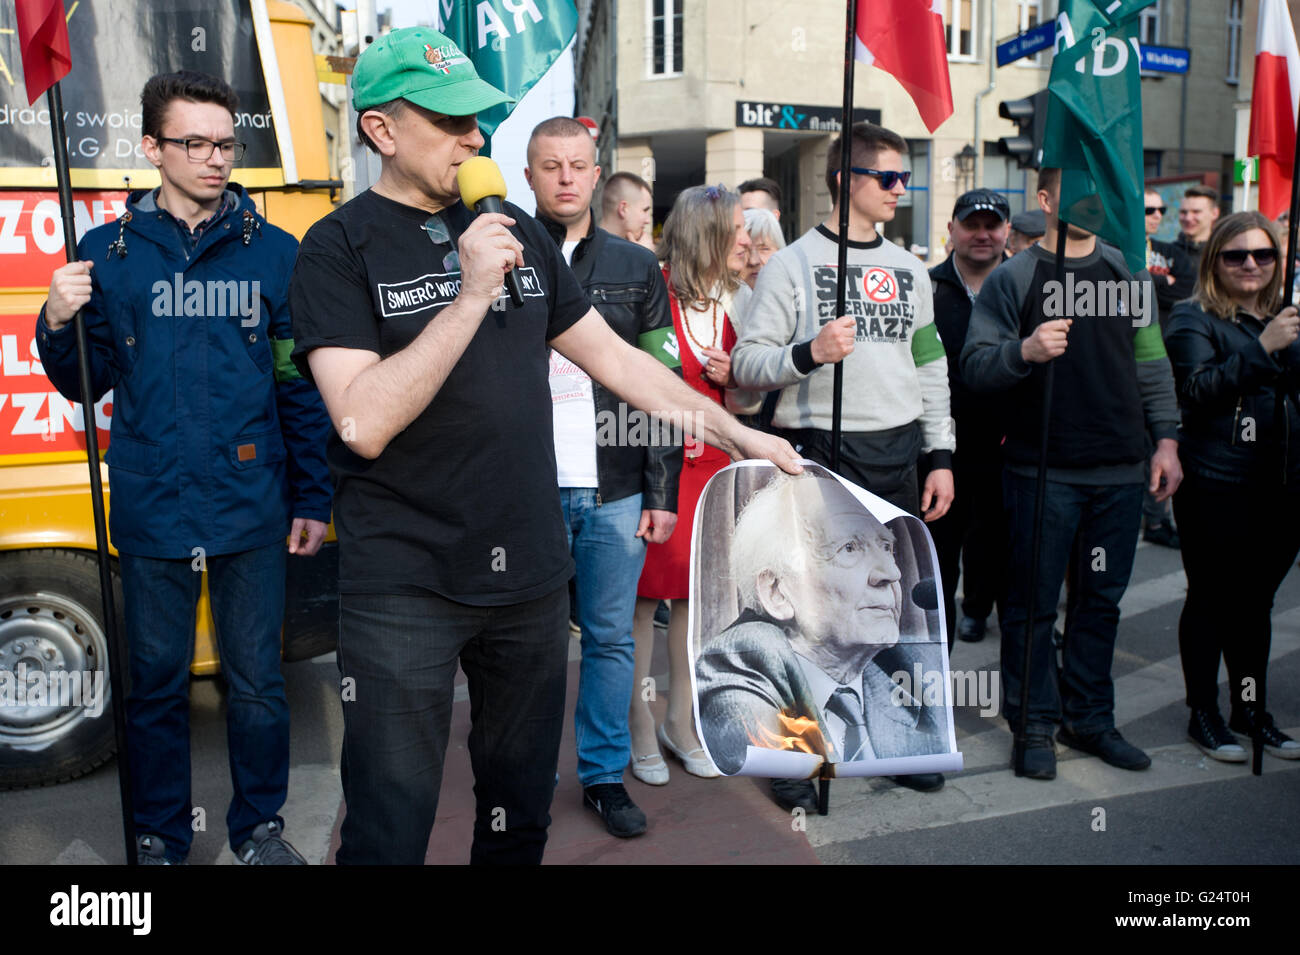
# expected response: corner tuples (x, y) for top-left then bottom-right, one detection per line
(1041, 0), (1156, 273)
(436, 0), (578, 148)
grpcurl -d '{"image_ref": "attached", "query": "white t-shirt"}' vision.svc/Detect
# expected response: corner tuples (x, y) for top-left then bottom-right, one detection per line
(550, 239), (598, 487)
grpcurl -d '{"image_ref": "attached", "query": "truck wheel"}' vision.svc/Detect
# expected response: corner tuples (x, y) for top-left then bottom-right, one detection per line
(0, 550), (122, 790)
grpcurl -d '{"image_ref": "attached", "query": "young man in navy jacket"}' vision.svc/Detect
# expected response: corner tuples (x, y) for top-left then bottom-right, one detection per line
(38, 71), (332, 865)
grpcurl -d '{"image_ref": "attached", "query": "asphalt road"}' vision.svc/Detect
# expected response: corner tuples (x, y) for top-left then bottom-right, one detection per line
(1, 534), (1297, 866)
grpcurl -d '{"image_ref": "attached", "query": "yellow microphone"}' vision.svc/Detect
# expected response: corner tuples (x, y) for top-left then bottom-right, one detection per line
(457, 156), (523, 307)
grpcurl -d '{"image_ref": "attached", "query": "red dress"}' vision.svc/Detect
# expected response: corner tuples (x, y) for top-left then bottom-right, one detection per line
(637, 275), (737, 599)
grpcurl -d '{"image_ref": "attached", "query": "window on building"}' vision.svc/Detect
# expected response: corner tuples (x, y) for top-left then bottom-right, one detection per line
(891, 140), (932, 259)
(981, 144), (1030, 218)
(1016, 0), (1047, 68)
(1139, 0), (1161, 45)
(1144, 149), (1162, 180)
(648, 0), (684, 77)
(945, 0), (978, 61)
(1226, 0), (1243, 83)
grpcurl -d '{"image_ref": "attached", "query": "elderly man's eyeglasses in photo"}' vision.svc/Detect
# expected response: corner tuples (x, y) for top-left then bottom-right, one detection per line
(815, 533), (896, 570)
(158, 137), (246, 162)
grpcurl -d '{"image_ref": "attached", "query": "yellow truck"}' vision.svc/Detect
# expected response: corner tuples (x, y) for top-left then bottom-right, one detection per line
(0, 0), (340, 788)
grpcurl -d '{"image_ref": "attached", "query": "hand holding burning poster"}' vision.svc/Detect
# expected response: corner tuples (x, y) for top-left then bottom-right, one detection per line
(689, 462), (964, 779)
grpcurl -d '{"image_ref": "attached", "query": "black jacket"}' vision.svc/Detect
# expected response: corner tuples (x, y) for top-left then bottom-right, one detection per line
(929, 253), (1008, 453)
(1166, 299), (1300, 485)
(1148, 237), (1196, 330)
(1173, 233), (1204, 262)
(539, 213), (682, 512)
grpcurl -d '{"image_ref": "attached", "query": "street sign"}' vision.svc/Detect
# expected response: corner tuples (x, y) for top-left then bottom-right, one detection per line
(996, 25), (1192, 75)
(1139, 44), (1191, 74)
(996, 21), (1056, 67)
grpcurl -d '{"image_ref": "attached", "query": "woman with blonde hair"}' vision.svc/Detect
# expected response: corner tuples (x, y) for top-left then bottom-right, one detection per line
(628, 185), (756, 783)
(1166, 210), (1300, 762)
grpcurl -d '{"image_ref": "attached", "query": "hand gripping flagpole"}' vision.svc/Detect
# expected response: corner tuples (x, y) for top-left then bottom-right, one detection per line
(818, 0), (860, 816)
(45, 80), (137, 865)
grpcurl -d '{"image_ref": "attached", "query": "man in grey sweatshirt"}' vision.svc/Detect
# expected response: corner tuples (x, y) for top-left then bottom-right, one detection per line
(732, 121), (954, 808)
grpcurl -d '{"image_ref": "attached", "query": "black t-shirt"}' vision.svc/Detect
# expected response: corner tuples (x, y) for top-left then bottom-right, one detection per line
(288, 189), (589, 604)
(1005, 250), (1146, 470)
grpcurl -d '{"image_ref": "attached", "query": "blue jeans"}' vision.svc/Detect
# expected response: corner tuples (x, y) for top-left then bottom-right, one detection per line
(120, 542), (288, 861)
(1000, 473), (1142, 733)
(335, 585), (570, 865)
(560, 489), (646, 786)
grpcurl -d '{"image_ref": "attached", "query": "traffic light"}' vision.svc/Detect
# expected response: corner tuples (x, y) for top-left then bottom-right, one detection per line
(997, 89), (1049, 170)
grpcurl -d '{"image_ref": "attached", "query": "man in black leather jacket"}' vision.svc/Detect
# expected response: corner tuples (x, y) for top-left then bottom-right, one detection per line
(927, 190), (1012, 648)
(525, 117), (682, 838)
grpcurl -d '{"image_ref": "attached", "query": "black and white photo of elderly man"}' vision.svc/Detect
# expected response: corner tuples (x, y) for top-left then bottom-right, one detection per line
(695, 471), (945, 776)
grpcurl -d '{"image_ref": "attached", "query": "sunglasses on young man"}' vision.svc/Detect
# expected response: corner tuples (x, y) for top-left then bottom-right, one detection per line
(1218, 247), (1278, 267)
(850, 167), (911, 190)
(1145, 205), (1165, 215)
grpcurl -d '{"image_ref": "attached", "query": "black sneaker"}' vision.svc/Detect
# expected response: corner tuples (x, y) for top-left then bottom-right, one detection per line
(1013, 730), (1057, 779)
(1187, 708), (1247, 762)
(957, 616), (986, 643)
(1058, 726), (1151, 770)
(653, 600), (671, 630)
(136, 834), (174, 865)
(770, 778), (818, 812)
(235, 820), (307, 865)
(1143, 522), (1181, 548)
(1229, 707), (1300, 759)
(890, 773), (944, 792)
(583, 783), (647, 837)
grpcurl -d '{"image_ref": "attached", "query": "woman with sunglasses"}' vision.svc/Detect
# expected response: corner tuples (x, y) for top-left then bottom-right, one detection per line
(627, 185), (756, 783)
(1165, 211), (1300, 762)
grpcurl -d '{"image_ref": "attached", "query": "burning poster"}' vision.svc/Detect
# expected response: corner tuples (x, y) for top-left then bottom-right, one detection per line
(689, 461), (964, 779)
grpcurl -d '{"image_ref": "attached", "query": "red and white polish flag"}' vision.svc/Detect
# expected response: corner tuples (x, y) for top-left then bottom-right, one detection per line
(1248, 0), (1300, 220)
(856, 0), (954, 133)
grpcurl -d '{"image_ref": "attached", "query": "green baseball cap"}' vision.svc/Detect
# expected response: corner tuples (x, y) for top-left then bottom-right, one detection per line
(352, 26), (514, 116)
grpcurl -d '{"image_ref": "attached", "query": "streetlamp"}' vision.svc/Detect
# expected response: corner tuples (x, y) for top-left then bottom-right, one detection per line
(956, 144), (978, 186)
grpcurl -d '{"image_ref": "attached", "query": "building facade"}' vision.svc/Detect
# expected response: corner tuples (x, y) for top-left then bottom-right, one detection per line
(575, 0), (1267, 261)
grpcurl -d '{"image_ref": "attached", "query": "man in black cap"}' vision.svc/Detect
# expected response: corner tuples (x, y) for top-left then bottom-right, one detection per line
(1008, 209), (1046, 256)
(927, 189), (1012, 645)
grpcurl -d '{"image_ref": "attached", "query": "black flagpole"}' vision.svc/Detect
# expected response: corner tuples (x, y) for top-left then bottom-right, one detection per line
(1256, 93), (1300, 777)
(45, 80), (137, 865)
(1013, 208), (1066, 775)
(831, 0), (857, 478)
(1281, 96), (1300, 305)
(818, 0), (859, 818)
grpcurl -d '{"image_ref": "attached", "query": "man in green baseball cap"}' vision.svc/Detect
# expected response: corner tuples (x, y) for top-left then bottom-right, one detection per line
(289, 23), (803, 867)
(351, 26), (514, 116)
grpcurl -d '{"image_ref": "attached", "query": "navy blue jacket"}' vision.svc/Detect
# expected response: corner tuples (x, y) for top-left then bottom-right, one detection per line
(36, 184), (332, 558)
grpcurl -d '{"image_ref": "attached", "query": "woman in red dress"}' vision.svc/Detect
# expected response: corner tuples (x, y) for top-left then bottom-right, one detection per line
(628, 185), (757, 782)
